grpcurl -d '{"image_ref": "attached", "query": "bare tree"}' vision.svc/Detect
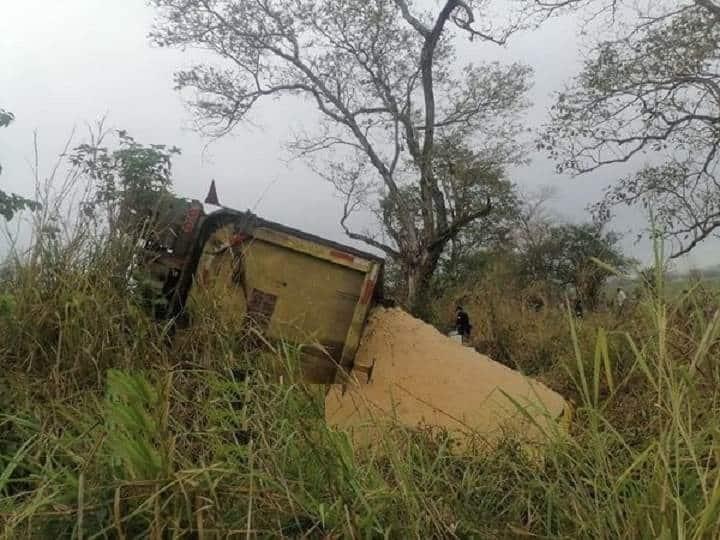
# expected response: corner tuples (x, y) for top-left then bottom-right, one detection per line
(151, 0), (533, 310)
(537, 0), (720, 258)
(514, 185), (557, 254)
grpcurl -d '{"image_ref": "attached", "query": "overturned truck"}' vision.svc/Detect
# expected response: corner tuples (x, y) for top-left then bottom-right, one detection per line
(138, 196), (383, 383)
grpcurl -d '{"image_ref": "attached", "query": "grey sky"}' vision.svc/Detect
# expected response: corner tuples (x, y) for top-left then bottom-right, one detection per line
(1, 0), (717, 270)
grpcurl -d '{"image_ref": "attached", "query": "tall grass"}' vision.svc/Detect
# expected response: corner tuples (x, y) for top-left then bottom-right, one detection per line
(2, 226), (720, 537)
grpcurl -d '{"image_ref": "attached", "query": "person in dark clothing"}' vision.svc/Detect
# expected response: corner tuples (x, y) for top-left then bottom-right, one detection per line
(455, 306), (472, 342)
(574, 298), (584, 319)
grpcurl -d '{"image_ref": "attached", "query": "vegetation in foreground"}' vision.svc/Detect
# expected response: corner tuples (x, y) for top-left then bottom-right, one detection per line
(1, 227), (720, 539)
(1, 106), (717, 538)
(3, 0), (720, 533)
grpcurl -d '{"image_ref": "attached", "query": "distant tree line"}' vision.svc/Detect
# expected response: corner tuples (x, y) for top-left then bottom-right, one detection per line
(424, 187), (630, 311)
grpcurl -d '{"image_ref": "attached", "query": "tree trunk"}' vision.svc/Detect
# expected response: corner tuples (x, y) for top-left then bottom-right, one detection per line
(404, 247), (443, 320)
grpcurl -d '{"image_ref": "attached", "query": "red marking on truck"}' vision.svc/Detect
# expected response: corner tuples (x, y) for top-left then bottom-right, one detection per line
(330, 250), (354, 263)
(360, 279), (376, 305)
(231, 233), (251, 246)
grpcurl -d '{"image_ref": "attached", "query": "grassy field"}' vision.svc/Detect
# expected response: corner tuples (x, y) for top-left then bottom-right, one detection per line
(2, 238), (720, 538)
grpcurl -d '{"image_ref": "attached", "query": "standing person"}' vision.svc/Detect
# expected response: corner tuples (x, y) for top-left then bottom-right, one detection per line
(574, 297), (584, 319)
(615, 288), (627, 313)
(455, 306), (472, 344)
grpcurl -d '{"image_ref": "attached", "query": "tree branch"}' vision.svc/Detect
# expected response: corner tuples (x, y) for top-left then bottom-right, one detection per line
(340, 189), (400, 258)
(452, 0), (513, 44)
(429, 198), (492, 250)
(392, 0), (431, 37)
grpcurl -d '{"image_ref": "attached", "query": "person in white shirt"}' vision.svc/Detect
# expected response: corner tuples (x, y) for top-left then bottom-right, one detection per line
(615, 288), (627, 312)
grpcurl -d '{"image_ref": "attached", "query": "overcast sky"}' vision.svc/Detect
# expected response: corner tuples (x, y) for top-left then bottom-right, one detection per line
(1, 0), (718, 270)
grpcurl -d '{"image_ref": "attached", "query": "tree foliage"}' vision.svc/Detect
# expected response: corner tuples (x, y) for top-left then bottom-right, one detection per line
(433, 136), (521, 247)
(538, 0), (720, 258)
(0, 109), (14, 130)
(519, 221), (629, 308)
(428, 138), (520, 290)
(0, 109), (40, 220)
(151, 0), (535, 310)
(68, 128), (181, 236)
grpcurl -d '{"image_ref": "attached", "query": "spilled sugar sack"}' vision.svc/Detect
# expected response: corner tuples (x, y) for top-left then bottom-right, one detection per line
(326, 307), (567, 446)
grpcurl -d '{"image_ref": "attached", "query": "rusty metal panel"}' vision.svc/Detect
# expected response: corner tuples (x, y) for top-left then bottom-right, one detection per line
(252, 228), (372, 273)
(337, 262), (381, 378)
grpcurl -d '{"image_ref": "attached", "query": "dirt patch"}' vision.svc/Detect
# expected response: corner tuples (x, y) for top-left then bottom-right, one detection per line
(326, 307), (567, 446)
